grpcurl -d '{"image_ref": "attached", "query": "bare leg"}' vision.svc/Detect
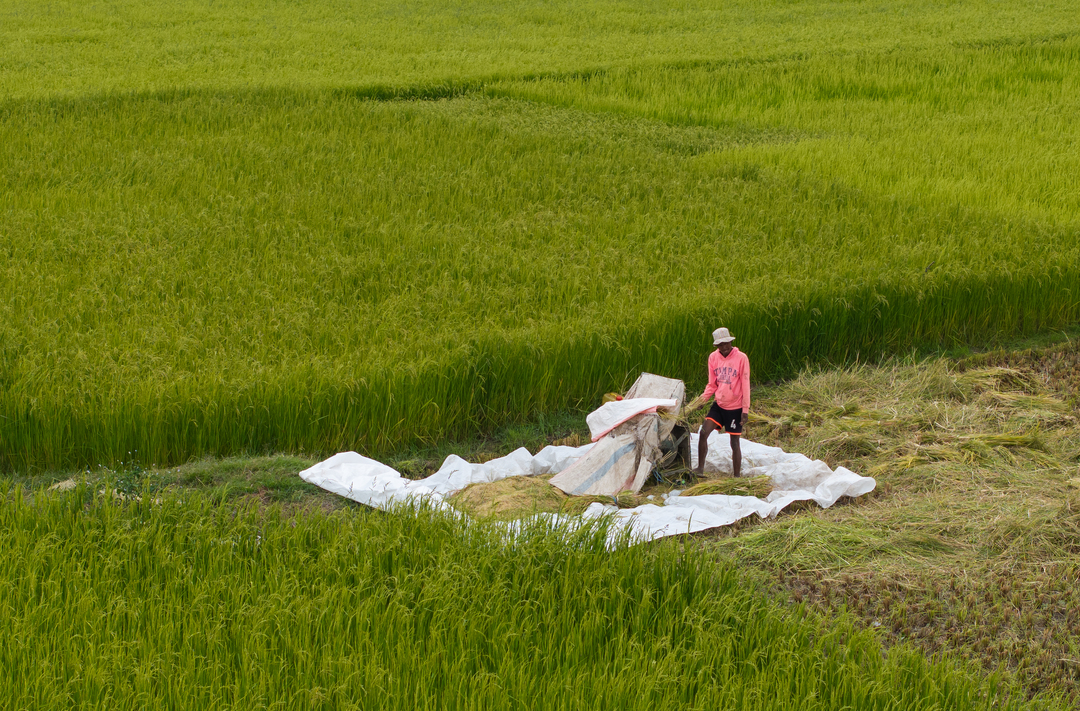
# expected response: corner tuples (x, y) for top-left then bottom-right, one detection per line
(696, 419), (718, 475)
(730, 435), (741, 478)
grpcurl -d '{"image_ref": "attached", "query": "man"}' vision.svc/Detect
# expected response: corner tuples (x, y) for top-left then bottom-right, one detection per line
(689, 327), (750, 477)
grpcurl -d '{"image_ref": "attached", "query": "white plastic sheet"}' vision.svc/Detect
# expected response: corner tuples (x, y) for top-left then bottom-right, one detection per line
(299, 431), (875, 545)
(585, 397), (678, 441)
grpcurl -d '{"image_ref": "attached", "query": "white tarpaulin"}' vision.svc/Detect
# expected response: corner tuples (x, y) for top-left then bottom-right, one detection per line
(300, 444), (587, 514)
(299, 431), (876, 545)
(585, 397), (678, 441)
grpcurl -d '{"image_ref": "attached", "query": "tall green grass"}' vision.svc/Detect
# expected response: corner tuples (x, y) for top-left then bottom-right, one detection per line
(3, 0), (1076, 99)
(492, 34), (1080, 227)
(0, 488), (1045, 710)
(2, 84), (1078, 469)
(1, 3), (1079, 469)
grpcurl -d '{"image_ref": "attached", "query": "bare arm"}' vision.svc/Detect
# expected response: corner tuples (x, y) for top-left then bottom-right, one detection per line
(740, 355), (751, 426)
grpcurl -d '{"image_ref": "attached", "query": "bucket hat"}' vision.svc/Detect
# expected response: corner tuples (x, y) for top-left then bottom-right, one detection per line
(712, 327), (735, 345)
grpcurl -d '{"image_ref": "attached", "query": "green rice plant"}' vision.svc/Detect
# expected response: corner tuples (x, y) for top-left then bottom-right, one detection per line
(492, 36), (1080, 229)
(0, 487), (1051, 710)
(2, 0), (1076, 100)
(2, 85), (1078, 470)
(2, 3), (1080, 470)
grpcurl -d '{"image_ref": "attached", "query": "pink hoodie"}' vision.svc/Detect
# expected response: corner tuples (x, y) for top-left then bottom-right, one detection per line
(701, 347), (750, 413)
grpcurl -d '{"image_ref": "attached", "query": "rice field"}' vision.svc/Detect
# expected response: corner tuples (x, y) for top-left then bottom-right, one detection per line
(0, 488), (1046, 710)
(1, 0), (1078, 471)
(3, 0), (1075, 100)
(5, 3), (1079, 706)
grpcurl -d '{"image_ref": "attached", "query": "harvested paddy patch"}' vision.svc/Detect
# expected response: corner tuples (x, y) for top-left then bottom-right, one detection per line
(705, 336), (1080, 704)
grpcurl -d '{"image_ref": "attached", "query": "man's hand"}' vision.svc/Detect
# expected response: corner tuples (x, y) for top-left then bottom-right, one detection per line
(685, 395), (707, 412)
(741, 412), (749, 428)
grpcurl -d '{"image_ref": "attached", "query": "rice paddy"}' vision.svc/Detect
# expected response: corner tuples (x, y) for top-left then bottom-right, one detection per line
(3, 6), (1079, 469)
(6, 336), (1080, 708)
(3, 5), (1079, 705)
(0, 486), (1050, 710)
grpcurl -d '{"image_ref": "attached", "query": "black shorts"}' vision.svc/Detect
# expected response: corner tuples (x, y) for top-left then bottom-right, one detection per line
(706, 403), (744, 435)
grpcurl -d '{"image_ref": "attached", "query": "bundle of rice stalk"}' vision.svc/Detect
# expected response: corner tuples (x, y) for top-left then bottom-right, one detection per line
(956, 367), (1034, 392)
(957, 438), (995, 462)
(747, 411), (784, 426)
(748, 410), (815, 432)
(614, 491), (651, 508)
(984, 391), (1070, 414)
(819, 431), (880, 458)
(682, 475), (772, 499)
(552, 432), (586, 447)
(1023, 449), (1062, 470)
(993, 445), (1020, 466)
(957, 433), (1044, 450)
(868, 454), (926, 476)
